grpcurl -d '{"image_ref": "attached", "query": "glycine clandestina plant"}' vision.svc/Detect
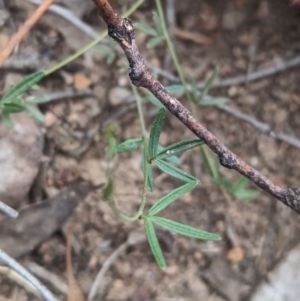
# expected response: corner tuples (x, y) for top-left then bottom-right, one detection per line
(109, 108), (220, 269)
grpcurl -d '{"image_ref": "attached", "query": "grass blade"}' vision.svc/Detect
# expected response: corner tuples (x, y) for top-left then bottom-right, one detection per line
(148, 181), (199, 216)
(148, 108), (165, 160)
(116, 138), (143, 153)
(1, 71), (46, 104)
(151, 216), (221, 241)
(156, 159), (197, 183)
(144, 217), (166, 269)
(157, 139), (204, 160)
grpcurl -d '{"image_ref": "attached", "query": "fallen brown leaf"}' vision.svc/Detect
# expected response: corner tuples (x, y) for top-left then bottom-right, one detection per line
(0, 182), (94, 258)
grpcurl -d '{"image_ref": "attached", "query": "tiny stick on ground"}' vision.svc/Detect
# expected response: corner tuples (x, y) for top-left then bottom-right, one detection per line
(0, 0), (55, 66)
(90, 0), (300, 215)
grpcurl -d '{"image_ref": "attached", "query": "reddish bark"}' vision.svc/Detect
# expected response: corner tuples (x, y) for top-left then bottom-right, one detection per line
(91, 0), (300, 215)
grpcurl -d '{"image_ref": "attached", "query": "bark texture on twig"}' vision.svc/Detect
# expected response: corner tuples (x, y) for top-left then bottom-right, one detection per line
(90, 0), (300, 215)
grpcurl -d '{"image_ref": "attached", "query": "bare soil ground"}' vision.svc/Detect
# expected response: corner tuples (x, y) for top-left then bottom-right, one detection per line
(1, 0), (300, 300)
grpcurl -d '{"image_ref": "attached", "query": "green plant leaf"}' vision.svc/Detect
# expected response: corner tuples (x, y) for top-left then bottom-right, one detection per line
(233, 189), (257, 200)
(147, 36), (163, 49)
(233, 177), (249, 192)
(151, 216), (221, 241)
(30, 84), (40, 90)
(148, 163), (155, 192)
(144, 217), (166, 269)
(25, 95), (51, 104)
(148, 108), (166, 160)
(199, 96), (228, 106)
(166, 85), (184, 96)
(156, 159), (197, 183)
(190, 76), (200, 103)
(116, 138), (143, 153)
(2, 103), (25, 113)
(135, 22), (157, 36)
(202, 66), (219, 95)
(157, 144), (181, 165)
(153, 12), (163, 36)
(146, 91), (164, 109)
(148, 181), (199, 216)
(24, 104), (45, 123)
(157, 139), (204, 160)
(1, 71), (46, 104)
(213, 177), (233, 192)
(1, 111), (13, 128)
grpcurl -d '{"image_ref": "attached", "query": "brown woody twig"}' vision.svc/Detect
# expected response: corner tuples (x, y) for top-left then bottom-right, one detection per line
(0, 0), (55, 66)
(90, 0), (300, 215)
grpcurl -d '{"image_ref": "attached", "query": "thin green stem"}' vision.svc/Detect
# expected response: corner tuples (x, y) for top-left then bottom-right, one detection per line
(201, 145), (218, 179)
(132, 85), (147, 138)
(155, 0), (219, 179)
(45, 32), (107, 75)
(155, 0), (195, 112)
(108, 160), (149, 222)
(45, 0), (145, 76)
(123, 0), (145, 17)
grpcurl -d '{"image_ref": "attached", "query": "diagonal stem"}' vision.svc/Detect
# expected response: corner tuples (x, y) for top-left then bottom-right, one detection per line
(90, 0), (300, 215)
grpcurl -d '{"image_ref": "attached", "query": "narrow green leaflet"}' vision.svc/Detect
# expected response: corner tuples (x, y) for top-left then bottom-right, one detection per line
(1, 71), (46, 104)
(148, 108), (166, 160)
(213, 178), (233, 191)
(148, 181), (199, 216)
(148, 163), (155, 192)
(233, 177), (249, 192)
(146, 91), (164, 109)
(156, 159), (197, 183)
(25, 95), (51, 104)
(2, 103), (25, 113)
(147, 36), (163, 49)
(166, 85), (184, 96)
(157, 139), (204, 160)
(153, 12), (163, 36)
(1, 112), (13, 128)
(135, 22), (157, 36)
(234, 189), (257, 200)
(157, 144), (181, 165)
(202, 66), (219, 94)
(199, 96), (228, 106)
(116, 138), (143, 154)
(25, 104), (45, 123)
(144, 218), (166, 269)
(151, 216), (221, 241)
